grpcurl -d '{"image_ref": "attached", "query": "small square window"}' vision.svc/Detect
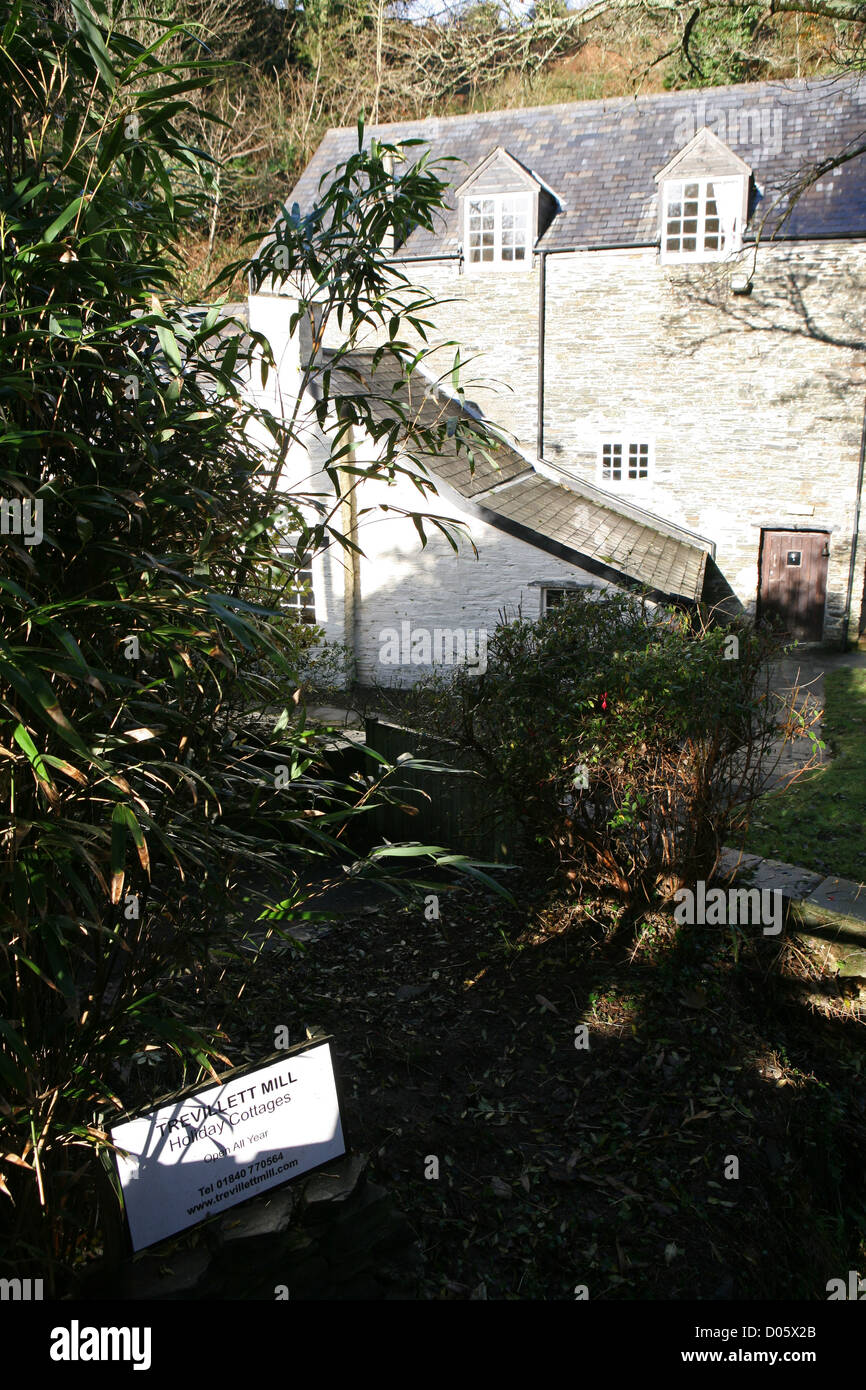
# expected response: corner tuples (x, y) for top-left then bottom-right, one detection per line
(542, 588), (574, 614)
(286, 567), (316, 623)
(786, 551), (802, 567)
(601, 442), (622, 482)
(628, 443), (649, 480)
(600, 439), (652, 484)
(277, 535), (317, 624)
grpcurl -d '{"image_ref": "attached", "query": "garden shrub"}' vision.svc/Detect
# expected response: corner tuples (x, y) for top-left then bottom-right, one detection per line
(448, 589), (801, 902)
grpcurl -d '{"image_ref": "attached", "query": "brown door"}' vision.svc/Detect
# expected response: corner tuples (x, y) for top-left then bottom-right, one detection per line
(758, 530), (829, 642)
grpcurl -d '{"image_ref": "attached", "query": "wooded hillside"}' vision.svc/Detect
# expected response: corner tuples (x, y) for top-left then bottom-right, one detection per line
(107, 0), (860, 298)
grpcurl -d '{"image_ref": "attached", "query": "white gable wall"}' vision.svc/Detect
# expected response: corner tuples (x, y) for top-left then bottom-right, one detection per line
(347, 454), (610, 687)
(244, 292), (351, 655)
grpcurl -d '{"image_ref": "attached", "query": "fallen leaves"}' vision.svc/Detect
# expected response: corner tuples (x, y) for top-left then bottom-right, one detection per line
(191, 868), (866, 1301)
(680, 987), (708, 1009)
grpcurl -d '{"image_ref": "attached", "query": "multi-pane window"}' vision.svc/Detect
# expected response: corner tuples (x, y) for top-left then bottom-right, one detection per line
(601, 442), (623, 481)
(286, 559), (316, 623)
(662, 178), (740, 261)
(627, 443), (649, 480)
(468, 198), (495, 263)
(500, 196), (529, 262)
(466, 194), (531, 267)
(278, 539), (316, 624)
(600, 441), (651, 484)
(542, 588), (575, 614)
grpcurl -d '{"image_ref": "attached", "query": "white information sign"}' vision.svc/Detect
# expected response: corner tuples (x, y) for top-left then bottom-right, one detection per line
(111, 1041), (346, 1251)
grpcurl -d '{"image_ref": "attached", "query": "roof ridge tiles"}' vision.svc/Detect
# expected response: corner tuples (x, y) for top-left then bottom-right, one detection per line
(321, 73), (865, 138)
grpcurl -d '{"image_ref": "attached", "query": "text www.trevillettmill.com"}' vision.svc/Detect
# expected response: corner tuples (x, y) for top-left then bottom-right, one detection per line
(186, 1154), (298, 1214)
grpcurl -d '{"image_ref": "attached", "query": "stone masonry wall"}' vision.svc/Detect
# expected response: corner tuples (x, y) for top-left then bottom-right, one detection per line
(246, 290), (610, 685)
(346, 240), (866, 643)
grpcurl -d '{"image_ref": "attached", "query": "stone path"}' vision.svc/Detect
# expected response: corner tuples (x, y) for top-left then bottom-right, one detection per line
(762, 647), (866, 789)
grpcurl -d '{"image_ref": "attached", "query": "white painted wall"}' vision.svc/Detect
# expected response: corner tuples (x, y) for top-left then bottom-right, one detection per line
(244, 292), (349, 655)
(243, 290), (609, 688)
(346, 445), (609, 687)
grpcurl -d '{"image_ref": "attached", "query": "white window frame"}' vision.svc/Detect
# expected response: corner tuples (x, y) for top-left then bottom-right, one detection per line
(660, 176), (744, 264)
(597, 438), (653, 486)
(541, 587), (574, 615)
(276, 533), (317, 625)
(463, 192), (533, 271)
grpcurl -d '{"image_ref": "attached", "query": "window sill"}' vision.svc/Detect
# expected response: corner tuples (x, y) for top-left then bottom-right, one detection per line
(463, 260), (533, 274)
(659, 249), (742, 266)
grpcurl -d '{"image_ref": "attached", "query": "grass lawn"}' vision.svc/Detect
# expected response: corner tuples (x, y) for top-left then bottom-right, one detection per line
(745, 666), (866, 884)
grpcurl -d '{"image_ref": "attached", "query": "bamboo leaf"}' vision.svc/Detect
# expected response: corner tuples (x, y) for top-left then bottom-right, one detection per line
(42, 196), (85, 244)
(11, 723), (55, 788)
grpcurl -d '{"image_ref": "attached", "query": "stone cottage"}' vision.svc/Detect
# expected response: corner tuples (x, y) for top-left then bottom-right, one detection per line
(245, 74), (866, 685)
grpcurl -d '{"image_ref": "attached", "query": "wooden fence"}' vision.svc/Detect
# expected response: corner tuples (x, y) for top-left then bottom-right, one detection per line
(362, 717), (518, 863)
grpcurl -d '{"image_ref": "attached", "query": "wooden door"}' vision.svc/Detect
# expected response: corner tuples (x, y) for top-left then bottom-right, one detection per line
(758, 530), (829, 642)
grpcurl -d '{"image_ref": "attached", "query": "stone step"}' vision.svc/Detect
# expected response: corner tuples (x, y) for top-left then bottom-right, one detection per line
(719, 848), (866, 977)
(790, 876), (866, 976)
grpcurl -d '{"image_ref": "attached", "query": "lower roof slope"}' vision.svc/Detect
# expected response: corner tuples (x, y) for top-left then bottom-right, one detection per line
(323, 347), (709, 604)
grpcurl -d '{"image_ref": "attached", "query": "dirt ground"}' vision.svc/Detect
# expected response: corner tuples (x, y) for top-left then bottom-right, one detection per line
(210, 870), (866, 1301)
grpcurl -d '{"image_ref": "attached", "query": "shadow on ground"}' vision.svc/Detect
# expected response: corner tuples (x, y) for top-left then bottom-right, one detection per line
(207, 868), (866, 1301)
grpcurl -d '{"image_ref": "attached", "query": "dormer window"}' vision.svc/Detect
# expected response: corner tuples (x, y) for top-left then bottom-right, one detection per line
(466, 193), (531, 266)
(456, 146), (559, 273)
(663, 178), (741, 260)
(656, 128), (751, 266)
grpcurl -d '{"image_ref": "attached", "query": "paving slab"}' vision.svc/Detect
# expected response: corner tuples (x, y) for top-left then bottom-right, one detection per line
(732, 855), (824, 900)
(717, 846), (866, 969)
(803, 875), (866, 925)
(716, 848), (763, 883)
(791, 877), (866, 975)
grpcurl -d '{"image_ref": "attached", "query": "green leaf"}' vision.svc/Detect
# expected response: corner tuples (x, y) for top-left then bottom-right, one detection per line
(155, 323), (183, 372)
(0, 648), (91, 758)
(11, 723), (54, 788)
(42, 196), (85, 244)
(110, 803), (150, 903)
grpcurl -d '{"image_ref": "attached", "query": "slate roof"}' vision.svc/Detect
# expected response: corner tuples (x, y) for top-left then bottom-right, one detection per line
(284, 75), (866, 255)
(324, 347), (709, 603)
